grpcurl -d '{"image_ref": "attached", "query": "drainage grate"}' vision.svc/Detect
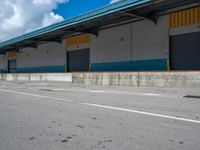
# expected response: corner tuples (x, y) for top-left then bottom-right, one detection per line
(184, 95), (200, 99)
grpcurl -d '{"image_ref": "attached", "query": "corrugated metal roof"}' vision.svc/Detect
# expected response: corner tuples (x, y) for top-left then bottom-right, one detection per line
(0, 0), (151, 49)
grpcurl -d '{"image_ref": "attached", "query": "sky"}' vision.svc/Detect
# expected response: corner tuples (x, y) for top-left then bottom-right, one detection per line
(0, 0), (120, 42)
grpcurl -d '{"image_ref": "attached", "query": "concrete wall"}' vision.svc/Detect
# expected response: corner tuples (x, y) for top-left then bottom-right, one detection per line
(1, 72), (200, 88)
(17, 41), (66, 73)
(72, 72), (200, 88)
(0, 73), (72, 82)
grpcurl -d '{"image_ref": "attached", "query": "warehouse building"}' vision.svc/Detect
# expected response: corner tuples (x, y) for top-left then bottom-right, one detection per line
(0, 0), (200, 73)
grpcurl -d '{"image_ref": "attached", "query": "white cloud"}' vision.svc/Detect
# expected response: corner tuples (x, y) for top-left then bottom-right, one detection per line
(42, 12), (64, 27)
(0, 0), (68, 42)
(110, 0), (121, 4)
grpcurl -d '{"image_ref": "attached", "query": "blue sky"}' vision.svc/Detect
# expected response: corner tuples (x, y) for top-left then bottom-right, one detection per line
(54, 0), (111, 19)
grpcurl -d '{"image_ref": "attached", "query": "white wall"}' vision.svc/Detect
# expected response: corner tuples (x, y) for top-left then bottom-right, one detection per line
(132, 15), (169, 60)
(17, 41), (66, 68)
(90, 24), (132, 63)
(170, 24), (200, 36)
(90, 15), (169, 63)
(67, 43), (90, 51)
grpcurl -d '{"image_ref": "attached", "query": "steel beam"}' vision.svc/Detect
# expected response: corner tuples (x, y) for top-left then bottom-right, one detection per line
(119, 11), (157, 24)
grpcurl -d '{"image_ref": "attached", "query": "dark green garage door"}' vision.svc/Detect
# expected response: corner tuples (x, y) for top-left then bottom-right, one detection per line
(8, 59), (17, 73)
(170, 32), (200, 70)
(67, 49), (90, 72)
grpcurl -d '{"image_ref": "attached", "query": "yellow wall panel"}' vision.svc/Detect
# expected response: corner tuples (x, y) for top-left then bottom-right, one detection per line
(169, 6), (200, 29)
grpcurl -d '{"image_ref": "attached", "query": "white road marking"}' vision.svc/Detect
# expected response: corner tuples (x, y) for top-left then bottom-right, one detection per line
(0, 88), (199, 124)
(0, 89), (72, 102)
(53, 88), (67, 91)
(83, 103), (200, 124)
(143, 93), (161, 96)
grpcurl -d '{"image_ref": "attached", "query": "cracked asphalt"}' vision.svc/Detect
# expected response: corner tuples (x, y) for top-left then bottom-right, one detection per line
(0, 81), (200, 150)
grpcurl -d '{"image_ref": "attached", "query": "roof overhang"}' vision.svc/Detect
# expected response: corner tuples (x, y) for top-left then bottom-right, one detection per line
(0, 0), (199, 53)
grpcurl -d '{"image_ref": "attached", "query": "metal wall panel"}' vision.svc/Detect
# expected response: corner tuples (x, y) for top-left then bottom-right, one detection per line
(17, 42), (66, 71)
(170, 32), (200, 70)
(67, 49), (90, 72)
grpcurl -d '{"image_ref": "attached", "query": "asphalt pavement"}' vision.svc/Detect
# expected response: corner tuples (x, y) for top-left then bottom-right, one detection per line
(0, 81), (200, 150)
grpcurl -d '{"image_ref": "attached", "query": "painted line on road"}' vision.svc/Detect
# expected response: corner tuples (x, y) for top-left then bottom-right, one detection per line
(0, 89), (73, 103)
(83, 103), (200, 124)
(143, 93), (161, 96)
(0, 88), (199, 124)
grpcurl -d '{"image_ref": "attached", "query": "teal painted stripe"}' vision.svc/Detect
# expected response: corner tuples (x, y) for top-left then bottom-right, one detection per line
(91, 59), (167, 71)
(17, 65), (65, 73)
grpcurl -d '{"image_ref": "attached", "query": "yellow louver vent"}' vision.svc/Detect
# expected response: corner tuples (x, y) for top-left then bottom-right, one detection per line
(66, 33), (90, 48)
(6, 51), (17, 58)
(169, 7), (200, 29)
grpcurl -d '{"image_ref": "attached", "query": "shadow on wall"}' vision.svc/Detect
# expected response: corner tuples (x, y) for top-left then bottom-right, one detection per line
(0, 70), (6, 73)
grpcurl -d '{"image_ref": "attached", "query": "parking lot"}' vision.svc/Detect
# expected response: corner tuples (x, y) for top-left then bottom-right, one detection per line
(0, 81), (200, 150)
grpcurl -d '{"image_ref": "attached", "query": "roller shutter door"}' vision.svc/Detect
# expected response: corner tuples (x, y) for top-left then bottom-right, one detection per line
(8, 59), (17, 73)
(170, 32), (200, 70)
(67, 49), (90, 72)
